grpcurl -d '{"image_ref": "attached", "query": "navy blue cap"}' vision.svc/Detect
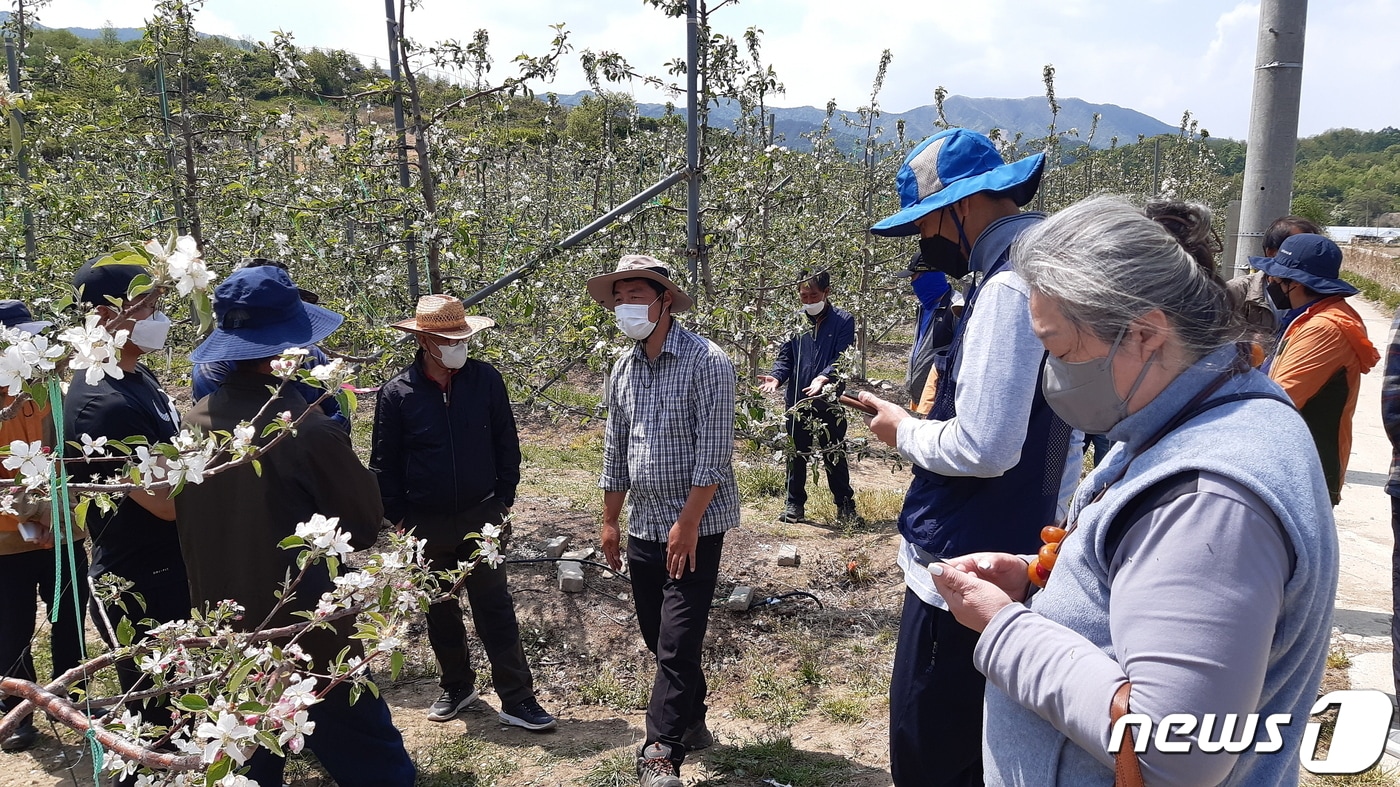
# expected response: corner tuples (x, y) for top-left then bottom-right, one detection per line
(190, 266), (344, 363)
(1248, 233), (1357, 297)
(0, 300), (51, 334)
(73, 255), (148, 306)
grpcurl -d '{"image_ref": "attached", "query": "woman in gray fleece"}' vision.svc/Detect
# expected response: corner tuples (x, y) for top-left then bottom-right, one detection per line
(929, 195), (1338, 786)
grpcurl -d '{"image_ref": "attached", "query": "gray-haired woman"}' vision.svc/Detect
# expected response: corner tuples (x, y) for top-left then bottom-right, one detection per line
(929, 195), (1338, 786)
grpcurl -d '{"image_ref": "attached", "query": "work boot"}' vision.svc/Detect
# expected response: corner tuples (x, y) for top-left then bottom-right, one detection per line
(681, 717), (714, 751)
(1, 716), (38, 753)
(637, 742), (683, 787)
(777, 505), (805, 524)
(836, 501), (865, 527)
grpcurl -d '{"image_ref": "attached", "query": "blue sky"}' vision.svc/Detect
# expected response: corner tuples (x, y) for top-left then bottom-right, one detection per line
(31, 0), (1399, 140)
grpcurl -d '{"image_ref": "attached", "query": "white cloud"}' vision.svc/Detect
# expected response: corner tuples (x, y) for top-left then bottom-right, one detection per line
(30, 0), (1396, 138)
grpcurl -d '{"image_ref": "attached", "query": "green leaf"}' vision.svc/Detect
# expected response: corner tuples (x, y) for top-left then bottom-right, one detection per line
(390, 650), (404, 681)
(115, 617), (135, 647)
(255, 729), (284, 757)
(334, 387), (357, 415)
(205, 755), (232, 785)
(226, 659), (255, 693)
(278, 535), (305, 550)
(174, 694), (209, 712)
(74, 498), (92, 532)
(251, 459), (262, 477)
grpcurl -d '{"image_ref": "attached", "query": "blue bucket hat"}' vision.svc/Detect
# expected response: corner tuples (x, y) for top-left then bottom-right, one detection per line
(0, 300), (51, 334)
(870, 128), (1046, 237)
(190, 266), (344, 363)
(1248, 233), (1357, 297)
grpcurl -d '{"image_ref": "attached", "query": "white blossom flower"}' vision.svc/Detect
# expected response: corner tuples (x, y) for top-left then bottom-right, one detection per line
(294, 513), (338, 540)
(332, 570), (375, 601)
(58, 315), (126, 385)
(195, 711), (256, 765)
(321, 529), (354, 560)
(480, 522), (502, 541)
(167, 253), (214, 296)
(308, 358), (344, 384)
(168, 450), (211, 486)
(80, 433), (108, 457)
(133, 446), (168, 483)
(232, 423), (255, 449)
(276, 709), (315, 754)
(3, 440), (49, 491)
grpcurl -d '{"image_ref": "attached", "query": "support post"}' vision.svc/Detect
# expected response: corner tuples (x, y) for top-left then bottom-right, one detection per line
(4, 37), (35, 262)
(1235, 0), (1308, 278)
(385, 0), (420, 300)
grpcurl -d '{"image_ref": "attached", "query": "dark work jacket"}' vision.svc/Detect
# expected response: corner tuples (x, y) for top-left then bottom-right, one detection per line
(770, 304), (856, 407)
(369, 355), (521, 528)
(899, 212), (1072, 559)
(174, 371), (384, 668)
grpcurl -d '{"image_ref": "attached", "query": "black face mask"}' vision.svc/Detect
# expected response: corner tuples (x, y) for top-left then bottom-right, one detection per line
(918, 234), (970, 280)
(1266, 280), (1292, 310)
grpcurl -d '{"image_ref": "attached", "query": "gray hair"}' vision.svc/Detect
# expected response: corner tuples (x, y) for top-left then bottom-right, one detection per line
(1013, 195), (1236, 363)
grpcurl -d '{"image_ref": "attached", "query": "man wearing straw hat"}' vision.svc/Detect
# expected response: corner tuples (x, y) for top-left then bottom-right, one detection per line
(370, 294), (556, 732)
(587, 255), (738, 787)
(177, 266), (415, 786)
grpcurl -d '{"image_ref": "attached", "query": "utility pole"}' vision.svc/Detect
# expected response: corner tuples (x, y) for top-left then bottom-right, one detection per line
(684, 0), (701, 288)
(1234, 0), (1308, 277)
(385, 0), (419, 300)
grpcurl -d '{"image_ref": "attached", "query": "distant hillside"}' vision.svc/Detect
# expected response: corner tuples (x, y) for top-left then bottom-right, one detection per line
(0, 11), (236, 46)
(556, 91), (1179, 152)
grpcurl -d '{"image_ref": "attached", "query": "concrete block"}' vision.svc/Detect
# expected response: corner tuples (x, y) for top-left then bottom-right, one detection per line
(544, 536), (570, 559)
(558, 561), (584, 593)
(776, 544), (800, 567)
(726, 586), (755, 612)
(561, 547), (595, 562)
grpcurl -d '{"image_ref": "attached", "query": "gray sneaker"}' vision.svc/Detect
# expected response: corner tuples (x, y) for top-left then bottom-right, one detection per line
(637, 742), (683, 787)
(426, 687), (479, 722)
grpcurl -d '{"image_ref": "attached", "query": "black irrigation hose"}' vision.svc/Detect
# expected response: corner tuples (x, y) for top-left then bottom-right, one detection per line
(504, 557), (631, 581)
(504, 558), (824, 612)
(748, 591), (823, 611)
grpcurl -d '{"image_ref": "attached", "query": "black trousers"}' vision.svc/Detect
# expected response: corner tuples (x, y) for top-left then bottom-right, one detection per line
(889, 590), (985, 787)
(0, 546), (90, 718)
(628, 532), (725, 769)
(785, 401), (855, 510)
(416, 500), (534, 707)
(90, 571), (190, 725)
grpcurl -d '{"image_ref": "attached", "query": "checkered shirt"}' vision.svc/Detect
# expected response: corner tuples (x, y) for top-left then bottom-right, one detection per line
(600, 322), (740, 542)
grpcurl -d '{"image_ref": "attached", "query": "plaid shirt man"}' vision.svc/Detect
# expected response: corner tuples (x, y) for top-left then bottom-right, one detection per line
(600, 321), (739, 540)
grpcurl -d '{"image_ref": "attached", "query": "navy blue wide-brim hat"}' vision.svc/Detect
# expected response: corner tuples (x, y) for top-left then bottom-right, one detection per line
(871, 128), (1046, 237)
(0, 300), (51, 334)
(1248, 233), (1357, 297)
(190, 266), (344, 364)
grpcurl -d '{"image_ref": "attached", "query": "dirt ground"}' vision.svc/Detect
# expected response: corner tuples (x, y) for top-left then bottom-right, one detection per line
(1, 379), (914, 787)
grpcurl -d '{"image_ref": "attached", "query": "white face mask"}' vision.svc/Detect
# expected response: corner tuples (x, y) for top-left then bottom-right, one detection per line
(434, 341), (468, 369)
(615, 302), (659, 340)
(131, 311), (172, 353)
(801, 300), (826, 316)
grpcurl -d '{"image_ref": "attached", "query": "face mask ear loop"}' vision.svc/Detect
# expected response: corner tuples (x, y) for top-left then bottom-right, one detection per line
(949, 203), (972, 259)
(1112, 323), (1157, 416)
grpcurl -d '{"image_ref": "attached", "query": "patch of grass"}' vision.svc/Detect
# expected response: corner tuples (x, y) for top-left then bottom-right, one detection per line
(411, 732), (521, 787)
(736, 461), (786, 502)
(732, 662), (815, 727)
(575, 749), (636, 787)
(806, 487), (904, 531)
(818, 697), (868, 724)
(520, 429), (606, 470)
(578, 662), (651, 711)
(1326, 649), (1353, 670)
(704, 735), (855, 787)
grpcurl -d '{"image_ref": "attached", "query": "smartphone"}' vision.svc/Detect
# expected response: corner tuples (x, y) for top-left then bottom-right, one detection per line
(908, 542), (943, 568)
(17, 521), (43, 543)
(839, 394), (878, 416)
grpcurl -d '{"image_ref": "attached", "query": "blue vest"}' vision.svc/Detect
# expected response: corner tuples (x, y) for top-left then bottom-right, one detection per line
(898, 212), (1071, 559)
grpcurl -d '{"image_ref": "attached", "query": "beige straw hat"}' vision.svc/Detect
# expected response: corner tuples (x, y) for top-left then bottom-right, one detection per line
(585, 255), (694, 312)
(389, 295), (495, 340)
